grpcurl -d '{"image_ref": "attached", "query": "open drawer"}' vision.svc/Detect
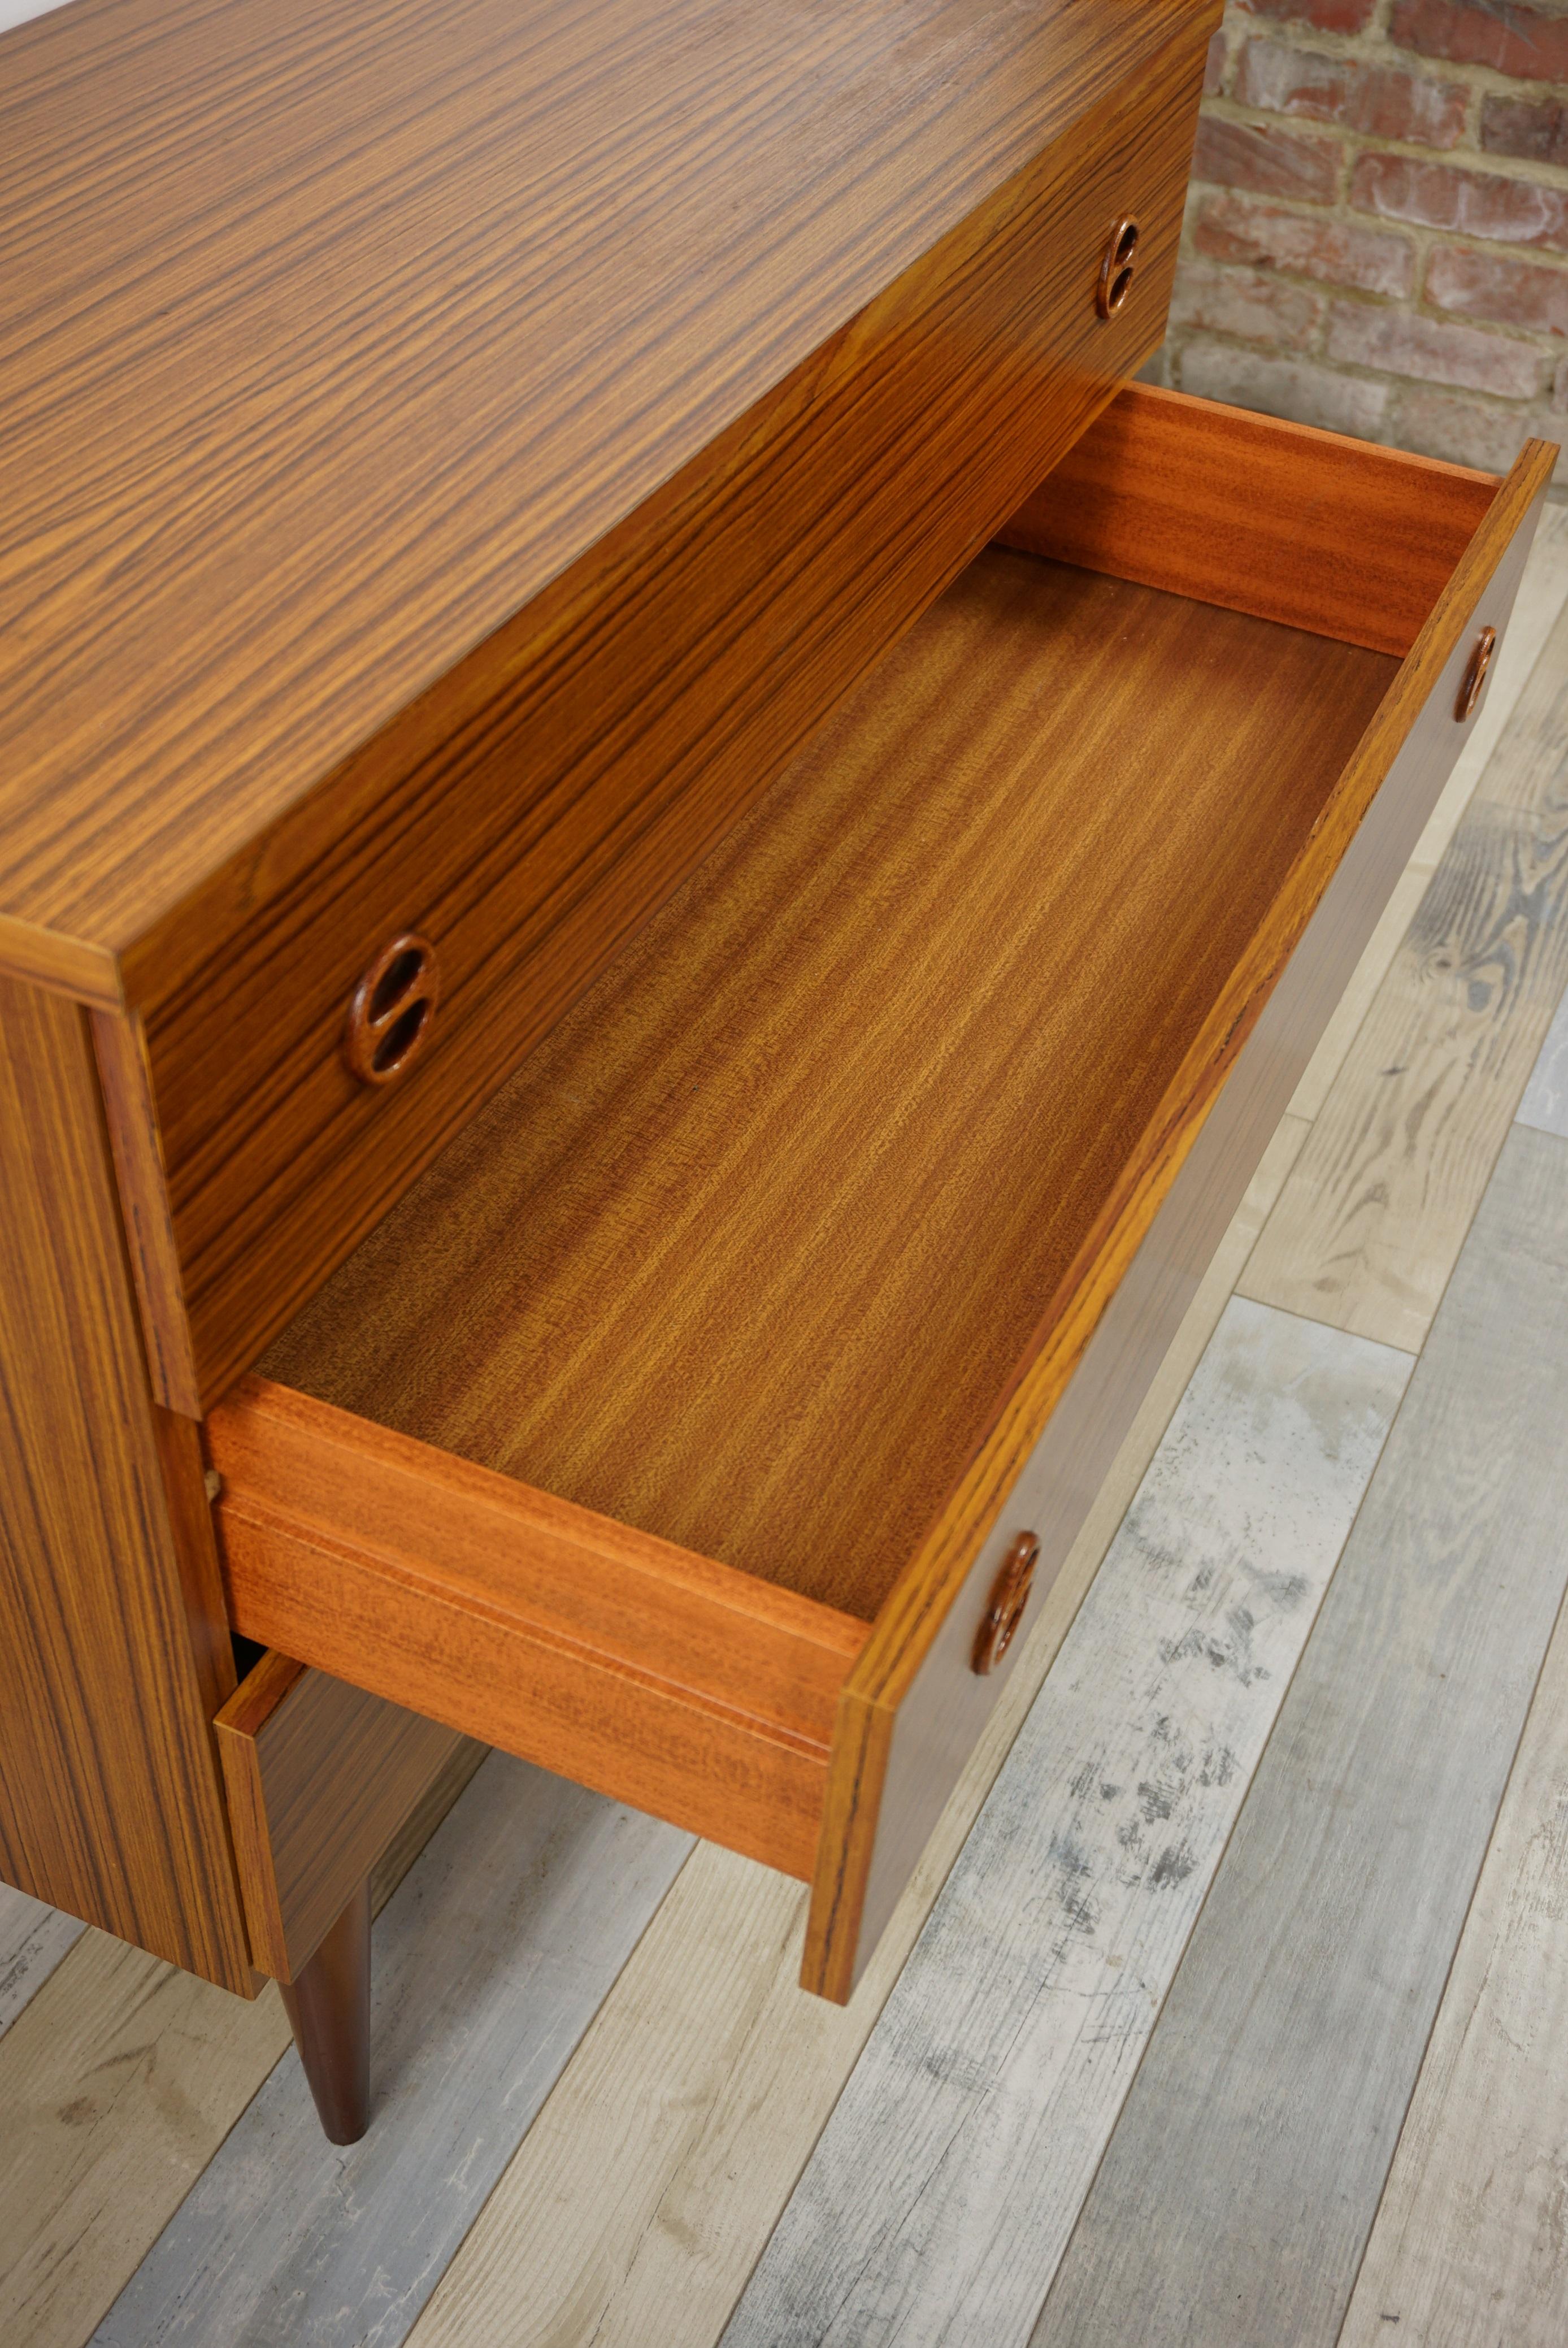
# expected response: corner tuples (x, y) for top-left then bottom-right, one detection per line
(208, 386), (1554, 2001)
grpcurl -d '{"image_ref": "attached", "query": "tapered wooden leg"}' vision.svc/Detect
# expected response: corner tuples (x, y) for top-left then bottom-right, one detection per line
(280, 1878), (371, 2144)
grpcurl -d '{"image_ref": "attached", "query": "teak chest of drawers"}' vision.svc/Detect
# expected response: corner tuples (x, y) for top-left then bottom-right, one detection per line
(0, 0), (1555, 2142)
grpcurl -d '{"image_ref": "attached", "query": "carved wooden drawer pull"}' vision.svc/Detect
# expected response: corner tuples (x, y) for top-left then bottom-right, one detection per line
(972, 1531), (1040, 1674)
(1096, 218), (1140, 320)
(1456, 626), (1496, 723)
(343, 933), (441, 1086)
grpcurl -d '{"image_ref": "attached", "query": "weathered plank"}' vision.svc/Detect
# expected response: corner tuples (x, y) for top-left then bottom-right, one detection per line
(91, 1757), (690, 2348)
(719, 1296), (1409, 2348)
(1240, 606), (1568, 1349)
(1287, 500), (1568, 1126)
(1033, 1118), (1568, 2348)
(1339, 1362), (1568, 2345)
(0, 1739), (484, 2348)
(0, 1883), (83, 2040)
(401, 1117), (1311, 2348)
(0, 1939), (292, 2348)
(1518, 984), (1568, 1139)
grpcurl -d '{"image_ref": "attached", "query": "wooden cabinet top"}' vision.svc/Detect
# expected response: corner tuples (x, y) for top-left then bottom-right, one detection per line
(0, 0), (1189, 993)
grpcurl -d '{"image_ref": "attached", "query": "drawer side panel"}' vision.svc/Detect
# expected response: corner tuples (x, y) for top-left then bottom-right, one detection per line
(804, 434), (1553, 2000)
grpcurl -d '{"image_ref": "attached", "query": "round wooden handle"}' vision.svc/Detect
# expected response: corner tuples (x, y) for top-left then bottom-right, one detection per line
(343, 932), (441, 1086)
(972, 1531), (1040, 1675)
(1096, 218), (1140, 320)
(1455, 626), (1496, 723)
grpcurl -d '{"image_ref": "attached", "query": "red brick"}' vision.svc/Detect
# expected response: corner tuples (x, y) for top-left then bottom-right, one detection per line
(1389, 0), (1568, 82)
(1326, 301), (1541, 394)
(1481, 93), (1568, 167)
(1192, 115), (1341, 205)
(1236, 41), (1468, 146)
(1193, 192), (1415, 296)
(1169, 261), (1326, 348)
(1427, 245), (1568, 336)
(1240, 0), (1377, 32)
(1350, 153), (1568, 253)
(1179, 342), (1390, 435)
(1396, 387), (1536, 471)
(1205, 27), (1229, 93)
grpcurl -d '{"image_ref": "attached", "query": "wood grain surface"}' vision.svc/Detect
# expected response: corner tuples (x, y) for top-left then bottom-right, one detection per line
(398, 1116), (1313, 2348)
(1341, 1337), (1568, 2345)
(210, 1381), (864, 1881)
(1032, 1119), (1568, 2348)
(215, 1652), (477, 1982)
(1242, 587), (1568, 1351)
(0, 975), (250, 1990)
(998, 381), (1496, 657)
(725, 1299), (1411, 2348)
(116, 18), (1210, 1410)
(0, 1933), (292, 2348)
(260, 552), (1389, 1624)
(90, 1008), (201, 1416)
(0, 0), (1205, 974)
(0, 1885), (83, 2042)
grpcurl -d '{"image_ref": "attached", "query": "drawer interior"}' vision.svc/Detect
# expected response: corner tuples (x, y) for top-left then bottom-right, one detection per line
(257, 530), (1396, 1623)
(213, 384), (1535, 1982)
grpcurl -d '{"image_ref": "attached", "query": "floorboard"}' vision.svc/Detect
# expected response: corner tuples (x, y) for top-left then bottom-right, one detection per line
(0, 1746), (487, 2348)
(85, 1756), (687, 2347)
(1340, 1334), (1568, 2344)
(1031, 1119), (1568, 2348)
(0, 1937), (293, 2348)
(0, 1885), (84, 2041)
(718, 1296), (1410, 2348)
(1518, 986), (1568, 1139)
(1240, 605), (1568, 1347)
(402, 1122), (1313, 2348)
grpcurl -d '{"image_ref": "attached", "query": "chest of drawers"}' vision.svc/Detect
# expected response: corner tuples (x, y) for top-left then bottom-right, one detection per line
(1, 0), (1552, 2142)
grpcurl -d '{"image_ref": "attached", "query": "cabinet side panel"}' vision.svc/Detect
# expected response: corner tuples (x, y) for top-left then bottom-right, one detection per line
(0, 976), (251, 1989)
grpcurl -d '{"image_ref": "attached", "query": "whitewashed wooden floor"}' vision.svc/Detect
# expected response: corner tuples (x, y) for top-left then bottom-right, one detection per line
(6, 508), (1568, 2348)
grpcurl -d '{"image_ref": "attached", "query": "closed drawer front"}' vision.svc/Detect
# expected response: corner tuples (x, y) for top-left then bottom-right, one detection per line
(214, 1650), (481, 1983)
(206, 387), (1554, 2002)
(112, 12), (1214, 1414)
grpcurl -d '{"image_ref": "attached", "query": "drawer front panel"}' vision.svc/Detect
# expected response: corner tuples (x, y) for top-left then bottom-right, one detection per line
(801, 428), (1551, 2002)
(208, 1378), (868, 1884)
(131, 16), (1213, 1408)
(215, 1649), (479, 1982)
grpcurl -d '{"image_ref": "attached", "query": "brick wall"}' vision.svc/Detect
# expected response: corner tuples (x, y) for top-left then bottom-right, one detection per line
(1156, 0), (1568, 477)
